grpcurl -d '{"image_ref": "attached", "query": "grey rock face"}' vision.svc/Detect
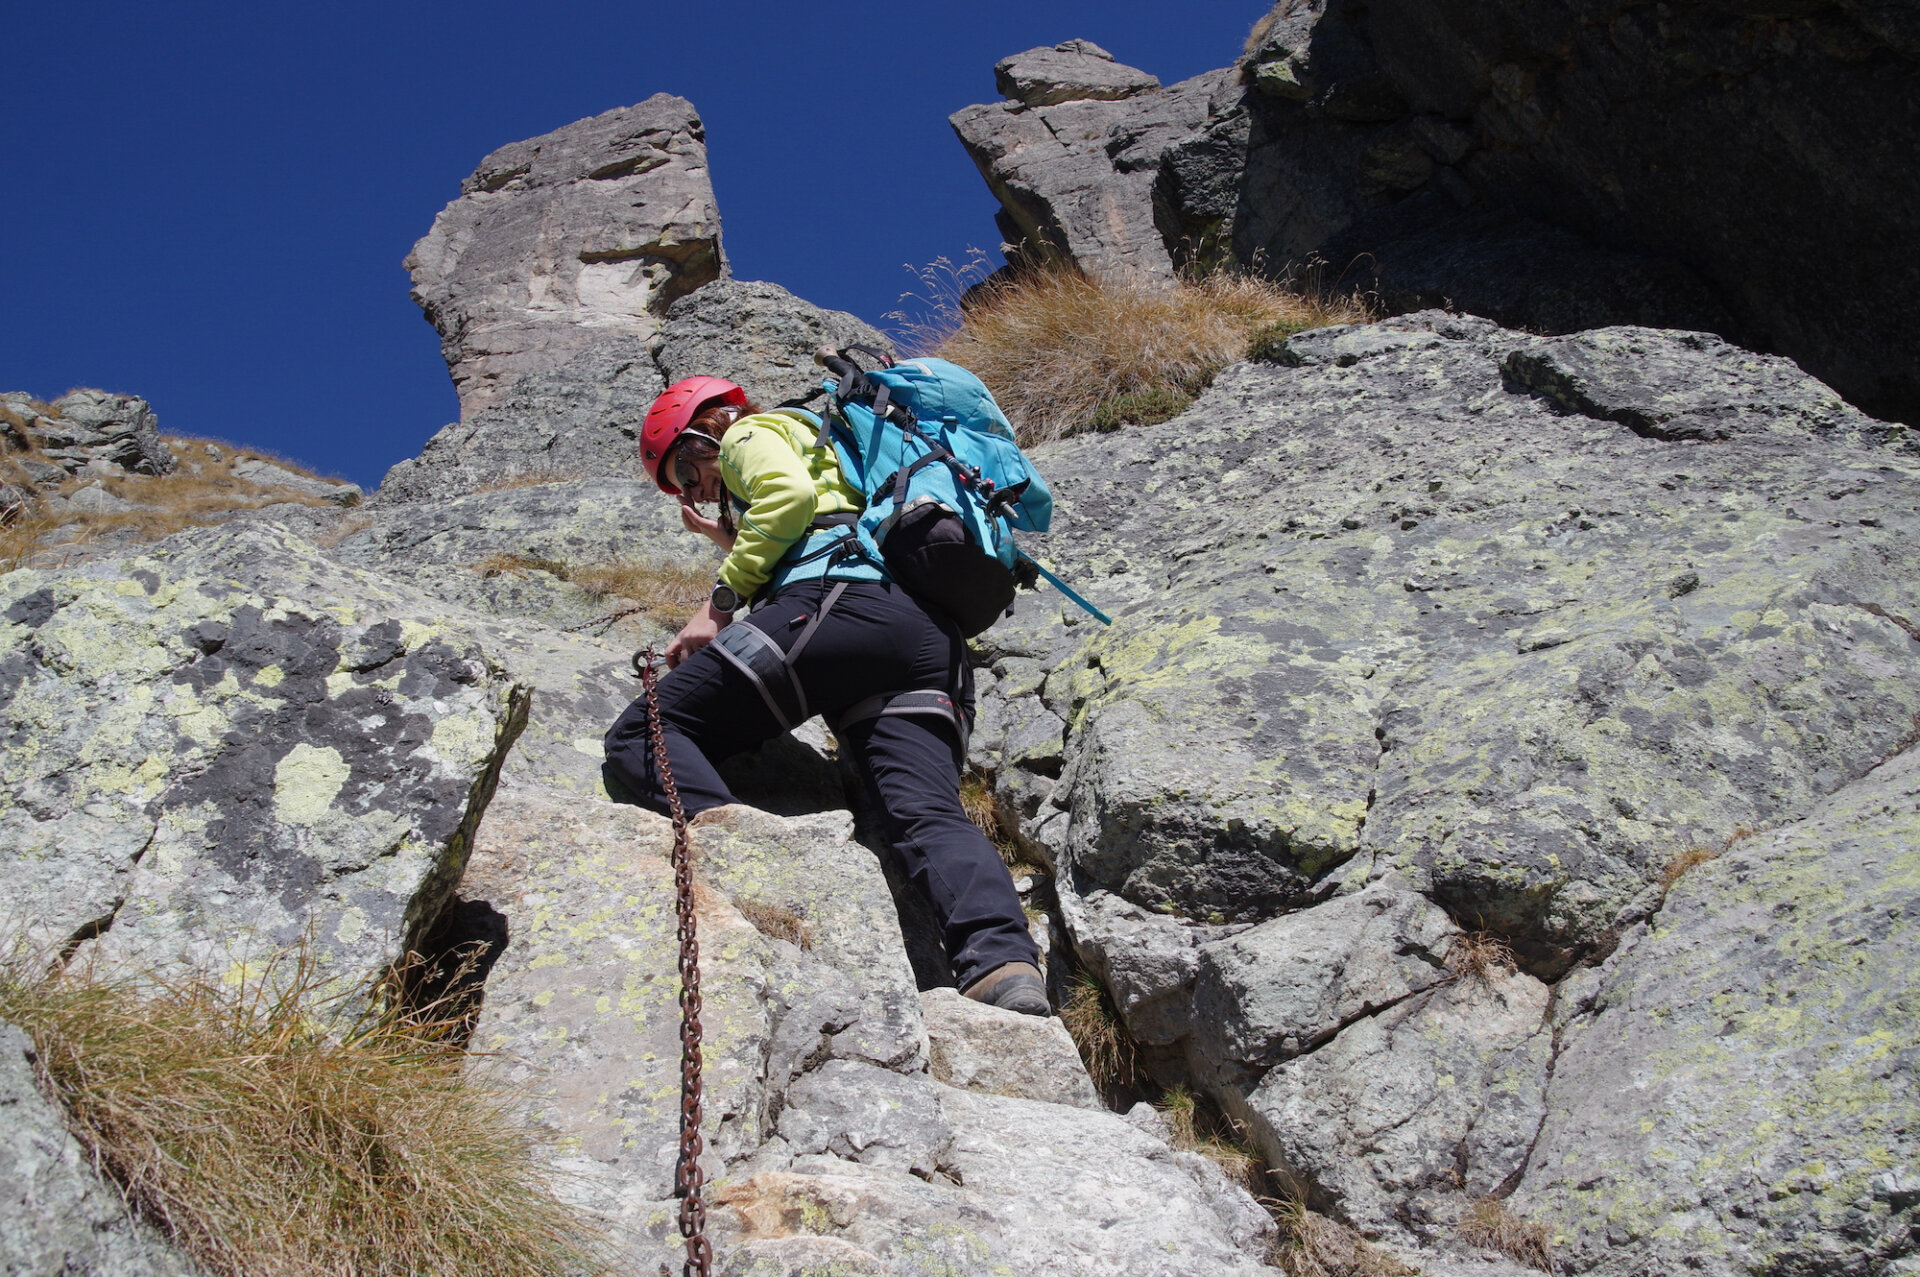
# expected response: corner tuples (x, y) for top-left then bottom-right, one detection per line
(406, 95), (722, 422)
(970, 311), (1916, 1255)
(950, 70), (1230, 280)
(0, 522), (527, 992)
(654, 279), (893, 408)
(994, 43), (1161, 108)
(920, 987), (1102, 1109)
(0, 1023), (201, 1275)
(228, 457), (361, 505)
(989, 313), (1917, 983)
(371, 334), (665, 503)
(462, 787), (1279, 1272)
(1190, 883), (1455, 1077)
(372, 277), (884, 504)
(958, 3), (1920, 420)
(1237, 967), (1551, 1240)
(387, 97), (724, 504)
(1510, 744), (1920, 1277)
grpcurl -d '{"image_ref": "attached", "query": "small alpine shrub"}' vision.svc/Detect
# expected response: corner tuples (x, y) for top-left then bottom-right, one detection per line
(1247, 316), (1328, 363)
(1089, 386), (1199, 431)
(1659, 825), (1764, 899)
(735, 900), (813, 950)
(959, 769), (1031, 870)
(1460, 1197), (1554, 1271)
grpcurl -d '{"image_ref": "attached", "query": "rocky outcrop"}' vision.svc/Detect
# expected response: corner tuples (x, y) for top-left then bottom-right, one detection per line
(653, 278), (891, 410)
(921, 986), (1103, 1109)
(977, 310), (1918, 1257)
(3, 391), (175, 481)
(955, 6), (1920, 422)
(406, 96), (723, 423)
(952, 64), (1231, 283)
(383, 98), (889, 506)
(373, 278), (885, 503)
(0, 523), (527, 991)
(995, 41), (1161, 108)
(0, 1022), (200, 1275)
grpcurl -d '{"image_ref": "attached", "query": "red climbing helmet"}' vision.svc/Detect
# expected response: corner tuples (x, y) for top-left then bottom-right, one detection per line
(641, 376), (747, 494)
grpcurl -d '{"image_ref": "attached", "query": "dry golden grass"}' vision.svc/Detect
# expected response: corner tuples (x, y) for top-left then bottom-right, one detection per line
(1158, 1085), (1267, 1193)
(469, 468), (584, 495)
(1244, 7), (1285, 59)
(735, 900), (813, 950)
(959, 768), (1035, 871)
(1266, 1197), (1419, 1277)
(0, 946), (604, 1277)
(926, 263), (1368, 446)
(1448, 930), (1517, 984)
(1460, 1197), (1554, 1271)
(1, 435), (348, 572)
(472, 551), (571, 579)
(567, 557), (711, 609)
(467, 553), (710, 627)
(1059, 971), (1141, 1097)
(1659, 844), (1721, 893)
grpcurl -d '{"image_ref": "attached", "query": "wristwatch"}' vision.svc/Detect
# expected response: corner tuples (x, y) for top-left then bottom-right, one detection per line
(710, 582), (743, 614)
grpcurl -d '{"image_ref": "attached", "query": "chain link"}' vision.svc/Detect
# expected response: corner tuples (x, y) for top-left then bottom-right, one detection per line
(640, 651), (711, 1277)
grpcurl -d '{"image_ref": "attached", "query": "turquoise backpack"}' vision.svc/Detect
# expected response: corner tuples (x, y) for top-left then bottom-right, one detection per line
(800, 347), (1069, 636)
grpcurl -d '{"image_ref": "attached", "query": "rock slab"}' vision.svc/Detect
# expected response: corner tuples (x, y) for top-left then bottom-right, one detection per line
(0, 522), (527, 993)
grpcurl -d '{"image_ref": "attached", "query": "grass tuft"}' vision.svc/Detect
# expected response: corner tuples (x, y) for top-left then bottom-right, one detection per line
(0, 946), (603, 1276)
(1265, 1196), (1418, 1277)
(1158, 1085), (1266, 1192)
(1659, 825), (1764, 899)
(895, 258), (1368, 447)
(467, 553), (711, 624)
(1448, 930), (1517, 983)
(1460, 1197), (1554, 1271)
(1058, 971), (1141, 1099)
(958, 768), (1036, 872)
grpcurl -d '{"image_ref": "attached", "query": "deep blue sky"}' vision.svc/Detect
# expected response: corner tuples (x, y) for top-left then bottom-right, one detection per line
(3, 1), (1264, 490)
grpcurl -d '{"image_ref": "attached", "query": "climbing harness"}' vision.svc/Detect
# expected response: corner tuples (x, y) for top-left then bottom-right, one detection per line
(638, 649), (712, 1277)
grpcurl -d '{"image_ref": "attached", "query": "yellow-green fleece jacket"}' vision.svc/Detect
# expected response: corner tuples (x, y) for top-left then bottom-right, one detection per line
(716, 410), (864, 596)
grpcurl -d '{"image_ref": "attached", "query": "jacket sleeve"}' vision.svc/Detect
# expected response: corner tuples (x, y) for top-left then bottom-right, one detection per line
(716, 423), (818, 595)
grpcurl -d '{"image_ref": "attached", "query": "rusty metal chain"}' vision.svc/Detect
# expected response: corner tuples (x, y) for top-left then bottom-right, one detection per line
(639, 650), (711, 1277)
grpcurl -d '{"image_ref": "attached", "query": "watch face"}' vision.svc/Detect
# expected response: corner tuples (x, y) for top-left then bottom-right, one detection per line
(711, 583), (741, 613)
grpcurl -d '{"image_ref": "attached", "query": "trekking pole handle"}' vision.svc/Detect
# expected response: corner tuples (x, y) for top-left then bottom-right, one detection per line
(813, 344), (860, 383)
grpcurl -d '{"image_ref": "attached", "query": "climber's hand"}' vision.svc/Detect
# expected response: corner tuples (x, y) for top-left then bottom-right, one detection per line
(665, 601), (732, 668)
(679, 495), (734, 550)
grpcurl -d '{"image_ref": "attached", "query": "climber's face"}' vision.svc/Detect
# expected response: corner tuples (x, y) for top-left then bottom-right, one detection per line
(668, 443), (724, 505)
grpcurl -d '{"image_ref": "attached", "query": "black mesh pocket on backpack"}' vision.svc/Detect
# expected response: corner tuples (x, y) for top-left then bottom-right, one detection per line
(881, 503), (1016, 639)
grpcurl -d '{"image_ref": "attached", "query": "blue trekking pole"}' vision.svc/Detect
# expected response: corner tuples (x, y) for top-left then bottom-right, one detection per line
(1018, 551), (1112, 626)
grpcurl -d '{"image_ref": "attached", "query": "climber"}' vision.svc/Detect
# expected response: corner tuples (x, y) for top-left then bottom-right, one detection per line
(602, 375), (1049, 1017)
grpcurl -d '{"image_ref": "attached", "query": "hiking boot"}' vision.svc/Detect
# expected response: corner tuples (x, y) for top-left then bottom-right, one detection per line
(962, 962), (1050, 1017)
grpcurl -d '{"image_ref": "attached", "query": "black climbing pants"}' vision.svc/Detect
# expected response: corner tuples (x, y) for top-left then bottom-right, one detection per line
(602, 578), (1038, 992)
